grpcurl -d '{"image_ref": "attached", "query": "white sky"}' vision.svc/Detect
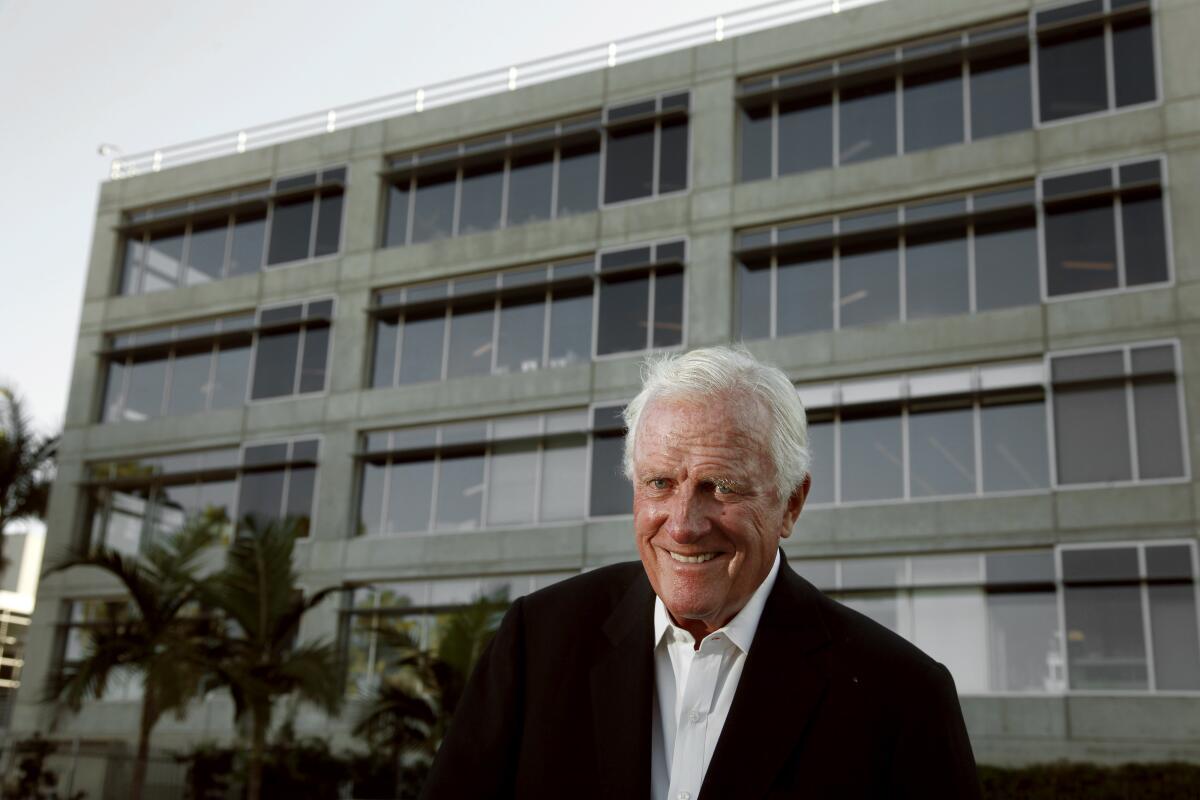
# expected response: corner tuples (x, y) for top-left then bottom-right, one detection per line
(0, 0), (776, 435)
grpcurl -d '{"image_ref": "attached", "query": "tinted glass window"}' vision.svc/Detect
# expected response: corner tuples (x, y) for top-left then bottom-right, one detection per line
(435, 452), (485, 530)
(387, 458), (435, 533)
(298, 326), (330, 393)
(445, 303), (495, 379)
(777, 247), (834, 335)
(652, 268), (684, 349)
(210, 344), (250, 409)
(840, 408), (903, 501)
(805, 421), (835, 505)
(1134, 375), (1184, 479)
(1038, 26), (1107, 122)
(541, 436), (587, 521)
(903, 64), (963, 152)
(120, 240), (144, 294)
(1044, 198), (1118, 296)
(267, 196), (314, 265)
(229, 212), (265, 277)
(167, 348), (213, 416)
(1149, 584), (1200, 690)
(1121, 189), (1169, 286)
(1065, 585), (1148, 689)
(557, 142), (600, 216)
(548, 288), (593, 367)
(590, 432), (631, 515)
(970, 51), (1032, 139)
(238, 469), (285, 525)
(605, 124), (655, 204)
(384, 182), (411, 246)
(359, 461), (386, 536)
(496, 295), (546, 375)
(839, 78), (896, 164)
(185, 220), (228, 285)
(102, 361), (127, 422)
(411, 171), (457, 244)
(736, 258), (771, 340)
(740, 103), (773, 181)
(1054, 375), (1132, 484)
(486, 442), (538, 526)
(372, 318), (399, 388)
(974, 216), (1040, 311)
(839, 239), (899, 327)
(980, 399), (1049, 492)
(124, 358), (167, 421)
(596, 273), (650, 355)
(458, 162), (504, 235)
(906, 226), (968, 319)
(507, 152), (554, 226)
(314, 190), (343, 257)
(398, 312), (446, 385)
(285, 466), (315, 537)
(251, 330), (300, 400)
(657, 119), (688, 194)
(909, 405), (976, 497)
(779, 92), (833, 174)
(987, 591), (1060, 691)
(143, 229), (185, 292)
(1112, 16), (1156, 108)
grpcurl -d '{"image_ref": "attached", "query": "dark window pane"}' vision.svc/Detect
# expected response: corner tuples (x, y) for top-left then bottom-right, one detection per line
(387, 458), (435, 533)
(777, 247), (834, 335)
(1150, 584), (1200, 690)
(905, 226), (968, 319)
(495, 295), (546, 375)
(839, 78), (896, 164)
(398, 312), (446, 385)
(267, 196), (314, 265)
(384, 181), (411, 246)
(250, 330), (300, 400)
(372, 317), (399, 388)
(434, 452), (485, 531)
(1063, 547), (1139, 583)
(185, 219), (228, 285)
(458, 162), (504, 235)
(970, 50), (1032, 139)
(903, 65), (964, 152)
(548, 288), (593, 367)
(736, 257), (771, 340)
(840, 409), (903, 501)
(1052, 350), (1124, 383)
(411, 171), (457, 244)
(739, 103), (773, 182)
(909, 405), (976, 497)
(446, 303), (495, 379)
(1044, 198), (1119, 296)
(596, 273), (650, 355)
(604, 123), (655, 204)
(167, 348), (213, 416)
(806, 421), (835, 505)
(987, 551), (1056, 586)
(1121, 190), (1169, 286)
(120, 239), (144, 294)
(210, 344), (250, 409)
(1146, 545), (1193, 580)
(1065, 585), (1148, 690)
(124, 358), (167, 421)
(298, 326), (330, 393)
(779, 92), (833, 174)
(590, 433), (631, 515)
(981, 399), (1049, 492)
(487, 442), (538, 526)
(1134, 375), (1184, 479)
(284, 465), (315, 537)
(1054, 378), (1132, 484)
(557, 142), (600, 217)
(987, 591), (1061, 691)
(1112, 16), (1157, 108)
(507, 152), (554, 226)
(975, 216), (1040, 311)
(541, 435), (588, 521)
(314, 190), (343, 257)
(102, 361), (127, 422)
(228, 212), (265, 277)
(358, 462), (386, 536)
(657, 119), (688, 194)
(652, 268), (684, 348)
(839, 239), (899, 327)
(238, 469), (285, 525)
(142, 229), (185, 292)
(1038, 26), (1108, 122)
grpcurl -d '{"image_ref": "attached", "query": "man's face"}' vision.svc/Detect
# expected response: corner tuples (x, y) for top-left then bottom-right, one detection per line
(632, 394), (808, 637)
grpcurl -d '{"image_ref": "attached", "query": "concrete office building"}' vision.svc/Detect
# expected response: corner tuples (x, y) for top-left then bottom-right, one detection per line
(16, 0), (1200, 782)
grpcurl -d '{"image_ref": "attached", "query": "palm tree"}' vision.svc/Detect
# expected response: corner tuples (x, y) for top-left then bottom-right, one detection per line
(42, 518), (220, 800)
(196, 515), (342, 800)
(0, 385), (58, 573)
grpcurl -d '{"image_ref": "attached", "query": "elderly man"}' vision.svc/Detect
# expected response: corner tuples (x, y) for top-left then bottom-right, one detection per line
(422, 347), (980, 799)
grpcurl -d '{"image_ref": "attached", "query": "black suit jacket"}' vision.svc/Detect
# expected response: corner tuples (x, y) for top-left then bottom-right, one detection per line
(422, 554), (981, 799)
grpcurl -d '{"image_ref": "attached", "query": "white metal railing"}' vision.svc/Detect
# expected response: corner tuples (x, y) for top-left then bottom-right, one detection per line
(107, 0), (885, 180)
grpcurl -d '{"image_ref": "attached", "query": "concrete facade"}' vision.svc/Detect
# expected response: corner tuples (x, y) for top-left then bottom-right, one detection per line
(16, 0), (1200, 777)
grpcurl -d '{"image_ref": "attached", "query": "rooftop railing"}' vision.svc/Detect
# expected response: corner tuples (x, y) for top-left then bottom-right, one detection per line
(107, 0), (884, 180)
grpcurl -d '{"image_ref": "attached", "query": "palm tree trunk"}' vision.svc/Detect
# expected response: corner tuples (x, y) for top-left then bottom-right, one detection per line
(130, 690), (157, 800)
(247, 709), (268, 800)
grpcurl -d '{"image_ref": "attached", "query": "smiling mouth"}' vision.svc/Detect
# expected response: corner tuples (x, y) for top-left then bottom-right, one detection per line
(668, 551), (719, 564)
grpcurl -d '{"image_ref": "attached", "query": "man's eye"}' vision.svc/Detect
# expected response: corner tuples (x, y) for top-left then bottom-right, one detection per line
(714, 483), (734, 495)
(650, 478), (670, 490)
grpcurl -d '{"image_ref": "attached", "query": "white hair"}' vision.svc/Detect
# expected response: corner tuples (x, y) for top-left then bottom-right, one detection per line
(622, 346), (810, 499)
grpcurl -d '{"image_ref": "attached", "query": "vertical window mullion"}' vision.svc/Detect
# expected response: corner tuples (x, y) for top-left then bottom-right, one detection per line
(550, 146), (561, 220)
(646, 269), (657, 351)
(499, 156), (511, 229)
(769, 254), (779, 339)
(895, 71), (904, 155)
(261, 201), (276, 271)
(1104, 19), (1117, 111)
(428, 453), (441, 532)
(391, 315), (404, 388)
(490, 297), (502, 375)
(118, 355), (133, 419)
(405, 176), (417, 245)
(589, 272), (601, 361)
(967, 221), (978, 313)
(204, 343), (219, 411)
(651, 119), (662, 197)
(901, 405), (911, 500)
(308, 192), (320, 259)
(293, 326), (307, 396)
(451, 167), (463, 237)
(1054, 548), (1071, 690)
(961, 55), (972, 142)
(771, 99), (780, 179)
(221, 213), (235, 278)
(532, 439), (546, 524)
(279, 464), (292, 521)
(972, 398), (984, 495)
(831, 88), (841, 167)
(898, 231), (908, 322)
(1124, 348), (1141, 481)
(832, 242), (842, 330)
(180, 222), (193, 288)
(1113, 188), (1128, 289)
(541, 289), (552, 368)
(833, 412), (843, 505)
(1139, 547), (1157, 691)
(479, 445), (492, 530)
(440, 307), (452, 381)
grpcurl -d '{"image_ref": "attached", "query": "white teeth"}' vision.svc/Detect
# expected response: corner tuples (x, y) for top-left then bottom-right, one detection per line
(669, 551), (717, 564)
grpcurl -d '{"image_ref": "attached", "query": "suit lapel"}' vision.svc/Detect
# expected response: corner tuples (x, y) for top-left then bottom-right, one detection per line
(591, 571), (656, 799)
(699, 557), (833, 799)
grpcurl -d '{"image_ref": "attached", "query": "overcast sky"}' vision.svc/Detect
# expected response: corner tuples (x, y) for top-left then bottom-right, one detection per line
(0, 0), (797, 437)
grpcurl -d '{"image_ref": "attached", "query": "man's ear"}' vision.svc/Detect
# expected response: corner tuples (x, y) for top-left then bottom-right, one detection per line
(779, 474), (811, 539)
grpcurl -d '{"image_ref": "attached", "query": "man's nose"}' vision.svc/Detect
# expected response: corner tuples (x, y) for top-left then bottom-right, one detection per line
(663, 486), (710, 543)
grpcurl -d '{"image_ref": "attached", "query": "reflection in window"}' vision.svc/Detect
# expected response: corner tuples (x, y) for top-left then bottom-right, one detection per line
(839, 78), (896, 165)
(249, 300), (334, 401)
(839, 407), (903, 502)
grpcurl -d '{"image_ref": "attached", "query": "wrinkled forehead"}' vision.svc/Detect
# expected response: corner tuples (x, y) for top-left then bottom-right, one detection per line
(634, 390), (772, 458)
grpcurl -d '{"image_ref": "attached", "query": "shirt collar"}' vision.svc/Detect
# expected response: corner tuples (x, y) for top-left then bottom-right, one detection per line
(653, 549), (781, 653)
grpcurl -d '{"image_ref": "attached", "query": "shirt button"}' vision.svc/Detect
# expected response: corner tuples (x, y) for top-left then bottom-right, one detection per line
(677, 793), (691, 800)
(688, 710), (701, 723)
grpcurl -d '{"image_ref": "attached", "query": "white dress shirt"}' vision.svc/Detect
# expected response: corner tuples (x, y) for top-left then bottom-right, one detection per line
(650, 550), (781, 800)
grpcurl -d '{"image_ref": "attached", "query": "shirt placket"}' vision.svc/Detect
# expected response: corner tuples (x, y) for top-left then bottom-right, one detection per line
(666, 636), (727, 800)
